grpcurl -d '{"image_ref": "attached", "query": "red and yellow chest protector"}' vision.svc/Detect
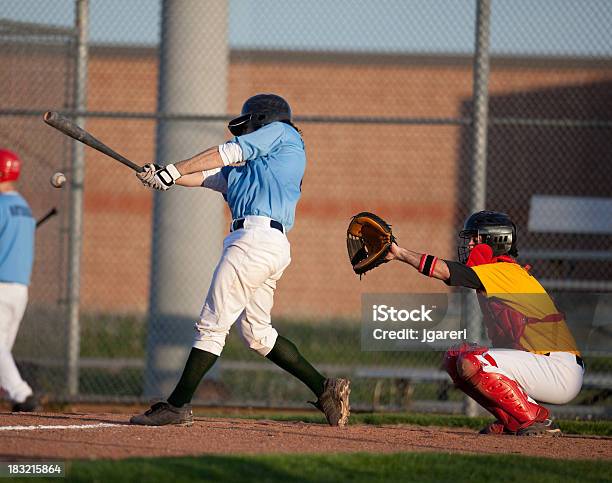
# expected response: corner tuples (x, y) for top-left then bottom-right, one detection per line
(469, 247), (579, 355)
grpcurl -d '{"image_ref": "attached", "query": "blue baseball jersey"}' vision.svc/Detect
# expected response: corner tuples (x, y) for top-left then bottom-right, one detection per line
(0, 192), (35, 285)
(221, 122), (305, 232)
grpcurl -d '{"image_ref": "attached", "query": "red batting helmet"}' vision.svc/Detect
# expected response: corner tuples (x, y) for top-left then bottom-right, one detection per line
(0, 149), (21, 182)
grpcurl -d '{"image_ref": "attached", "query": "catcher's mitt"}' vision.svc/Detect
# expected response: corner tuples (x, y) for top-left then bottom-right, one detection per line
(347, 212), (396, 275)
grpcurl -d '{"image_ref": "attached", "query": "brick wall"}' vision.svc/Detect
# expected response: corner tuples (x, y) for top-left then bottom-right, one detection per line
(4, 46), (611, 318)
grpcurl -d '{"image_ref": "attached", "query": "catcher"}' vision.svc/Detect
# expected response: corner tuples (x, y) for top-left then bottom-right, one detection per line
(347, 210), (583, 436)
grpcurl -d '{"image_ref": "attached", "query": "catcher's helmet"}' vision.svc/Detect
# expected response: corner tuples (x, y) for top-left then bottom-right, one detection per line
(228, 93), (292, 136)
(0, 149), (21, 182)
(458, 210), (518, 263)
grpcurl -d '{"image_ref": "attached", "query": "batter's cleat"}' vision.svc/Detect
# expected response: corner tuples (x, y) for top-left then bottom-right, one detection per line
(11, 394), (40, 412)
(309, 378), (351, 427)
(516, 419), (562, 437)
(129, 401), (194, 426)
(479, 420), (515, 435)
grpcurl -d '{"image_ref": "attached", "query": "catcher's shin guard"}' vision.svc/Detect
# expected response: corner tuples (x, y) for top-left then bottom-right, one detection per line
(455, 352), (548, 432)
(444, 347), (517, 431)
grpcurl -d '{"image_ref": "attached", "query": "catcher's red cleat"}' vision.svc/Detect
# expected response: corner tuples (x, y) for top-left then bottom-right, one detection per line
(516, 418), (562, 437)
(479, 420), (515, 435)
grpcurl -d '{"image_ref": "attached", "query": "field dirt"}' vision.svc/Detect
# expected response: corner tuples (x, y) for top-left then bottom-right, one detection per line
(0, 410), (611, 462)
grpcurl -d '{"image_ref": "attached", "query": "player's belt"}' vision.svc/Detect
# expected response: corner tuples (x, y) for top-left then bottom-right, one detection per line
(231, 218), (284, 233)
(543, 352), (585, 370)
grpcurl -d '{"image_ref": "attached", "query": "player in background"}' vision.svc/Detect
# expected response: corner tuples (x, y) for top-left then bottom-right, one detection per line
(384, 211), (583, 436)
(0, 149), (39, 412)
(130, 94), (350, 427)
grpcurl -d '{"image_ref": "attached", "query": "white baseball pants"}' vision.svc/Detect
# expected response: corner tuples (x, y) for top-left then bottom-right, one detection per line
(480, 349), (584, 404)
(0, 282), (33, 403)
(193, 216), (291, 357)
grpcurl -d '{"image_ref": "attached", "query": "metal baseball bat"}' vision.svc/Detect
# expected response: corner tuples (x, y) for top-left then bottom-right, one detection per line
(43, 111), (144, 172)
(36, 207), (58, 228)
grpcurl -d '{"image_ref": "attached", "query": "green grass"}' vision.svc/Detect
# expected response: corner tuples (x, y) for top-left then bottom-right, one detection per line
(30, 452), (612, 483)
(194, 410), (612, 436)
(79, 314), (448, 366)
(72, 313), (610, 410)
(80, 313), (147, 359)
(77, 313), (612, 370)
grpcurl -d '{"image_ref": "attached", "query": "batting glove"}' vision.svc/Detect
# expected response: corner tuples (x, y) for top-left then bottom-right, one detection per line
(153, 164), (182, 191)
(136, 163), (160, 188)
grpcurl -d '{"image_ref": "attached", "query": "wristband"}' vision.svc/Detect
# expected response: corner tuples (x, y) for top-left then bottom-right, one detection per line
(165, 163), (181, 181)
(156, 163), (181, 187)
(419, 254), (438, 277)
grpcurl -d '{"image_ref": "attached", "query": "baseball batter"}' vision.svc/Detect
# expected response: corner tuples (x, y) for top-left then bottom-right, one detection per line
(131, 94), (350, 426)
(0, 149), (39, 412)
(384, 211), (583, 436)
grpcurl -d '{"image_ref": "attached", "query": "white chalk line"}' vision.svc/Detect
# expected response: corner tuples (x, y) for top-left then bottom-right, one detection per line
(0, 422), (121, 432)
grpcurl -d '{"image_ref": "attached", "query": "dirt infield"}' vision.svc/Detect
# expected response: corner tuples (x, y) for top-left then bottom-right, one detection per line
(0, 411), (610, 461)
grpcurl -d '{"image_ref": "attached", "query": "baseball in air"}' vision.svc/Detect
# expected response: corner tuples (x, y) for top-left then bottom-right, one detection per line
(50, 172), (66, 188)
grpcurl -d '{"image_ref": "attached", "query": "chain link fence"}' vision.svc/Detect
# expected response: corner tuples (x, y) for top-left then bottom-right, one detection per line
(1, 0), (611, 418)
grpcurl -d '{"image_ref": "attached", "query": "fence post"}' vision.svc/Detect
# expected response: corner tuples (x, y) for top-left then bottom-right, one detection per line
(66, 0), (89, 397)
(464, 0), (492, 417)
(144, 0), (228, 398)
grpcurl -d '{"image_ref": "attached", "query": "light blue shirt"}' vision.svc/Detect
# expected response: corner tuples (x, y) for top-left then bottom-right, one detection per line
(221, 122), (305, 232)
(0, 192), (35, 285)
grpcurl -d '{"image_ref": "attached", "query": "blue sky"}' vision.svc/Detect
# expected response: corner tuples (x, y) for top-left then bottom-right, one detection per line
(1, 0), (611, 56)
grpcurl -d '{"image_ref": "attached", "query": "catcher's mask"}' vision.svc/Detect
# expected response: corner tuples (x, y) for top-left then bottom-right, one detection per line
(458, 210), (517, 264)
(228, 93), (292, 136)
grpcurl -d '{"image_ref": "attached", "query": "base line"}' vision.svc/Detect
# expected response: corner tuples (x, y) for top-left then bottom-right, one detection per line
(0, 423), (121, 432)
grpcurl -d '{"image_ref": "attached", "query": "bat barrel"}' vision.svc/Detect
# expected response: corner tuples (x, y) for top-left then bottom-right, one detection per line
(42, 111), (144, 172)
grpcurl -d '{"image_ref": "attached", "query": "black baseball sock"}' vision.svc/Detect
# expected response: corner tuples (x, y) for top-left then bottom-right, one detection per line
(266, 335), (326, 398)
(167, 348), (218, 407)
